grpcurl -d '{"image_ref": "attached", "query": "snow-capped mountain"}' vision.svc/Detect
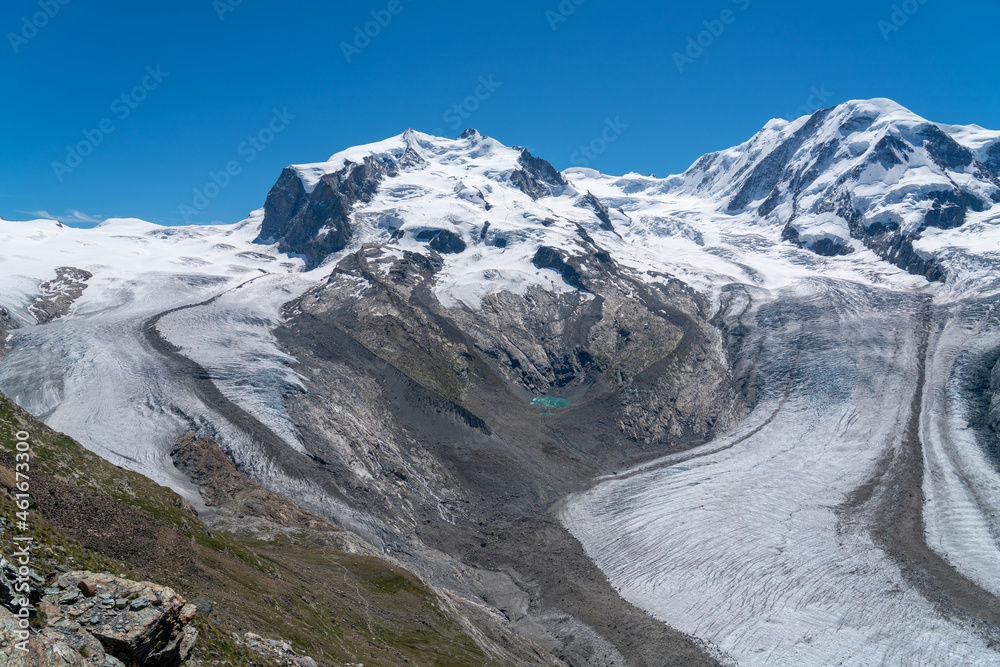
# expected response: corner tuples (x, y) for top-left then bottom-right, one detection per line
(254, 127), (631, 307)
(3, 99), (1000, 666)
(253, 99), (1000, 295)
(942, 121), (1000, 174)
(667, 99), (1000, 280)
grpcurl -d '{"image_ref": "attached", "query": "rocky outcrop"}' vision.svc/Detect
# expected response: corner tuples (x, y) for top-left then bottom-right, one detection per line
(0, 569), (198, 666)
(531, 246), (590, 292)
(850, 220), (946, 282)
(170, 432), (338, 531)
(28, 267), (92, 324)
(0, 554), (44, 619)
(576, 192), (616, 232)
(781, 223), (852, 256)
(0, 306), (12, 358)
(510, 148), (568, 200)
(234, 632), (318, 667)
(985, 141), (1000, 175)
(414, 228), (467, 254)
(257, 156), (399, 269)
(530, 225), (622, 297)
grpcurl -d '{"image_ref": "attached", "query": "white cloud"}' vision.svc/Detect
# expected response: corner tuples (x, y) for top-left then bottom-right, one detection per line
(22, 209), (104, 224)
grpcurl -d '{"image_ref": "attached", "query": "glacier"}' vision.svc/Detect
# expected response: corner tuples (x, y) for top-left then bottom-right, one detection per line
(2, 98), (1000, 664)
(561, 281), (1000, 665)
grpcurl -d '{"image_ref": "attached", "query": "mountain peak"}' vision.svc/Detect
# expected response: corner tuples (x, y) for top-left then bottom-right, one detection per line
(254, 129), (594, 272)
(673, 97), (1000, 279)
(839, 96), (913, 116)
(250, 97), (999, 284)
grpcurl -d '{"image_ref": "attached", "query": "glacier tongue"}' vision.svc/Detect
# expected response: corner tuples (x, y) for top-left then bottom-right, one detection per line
(562, 281), (1000, 665)
(921, 304), (1000, 600)
(0, 273), (236, 503)
(0, 215), (313, 504)
(153, 272), (312, 456)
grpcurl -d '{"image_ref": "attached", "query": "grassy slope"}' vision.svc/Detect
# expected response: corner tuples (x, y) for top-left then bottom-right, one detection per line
(0, 393), (497, 666)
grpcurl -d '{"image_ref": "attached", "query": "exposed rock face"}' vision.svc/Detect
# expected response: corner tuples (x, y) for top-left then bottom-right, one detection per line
(529, 225), (621, 298)
(0, 554), (44, 618)
(414, 228), (467, 254)
(170, 432), (338, 531)
(781, 223), (852, 256)
(1, 604), (126, 666)
(576, 192), (617, 232)
(0, 307), (12, 358)
(510, 148), (568, 200)
(985, 141), (1000, 175)
(235, 632), (318, 667)
(0, 569), (197, 666)
(256, 154), (399, 269)
(678, 99), (1000, 281)
(531, 246), (590, 292)
(275, 232), (746, 536)
(28, 267), (93, 324)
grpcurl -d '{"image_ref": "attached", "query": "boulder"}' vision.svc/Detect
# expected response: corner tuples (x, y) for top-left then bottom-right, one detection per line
(0, 604), (125, 666)
(178, 603), (197, 625)
(189, 599), (214, 617)
(38, 571), (197, 666)
(236, 631), (319, 666)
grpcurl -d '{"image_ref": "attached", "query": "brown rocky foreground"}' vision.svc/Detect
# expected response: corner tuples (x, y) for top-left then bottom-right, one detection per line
(0, 570), (196, 666)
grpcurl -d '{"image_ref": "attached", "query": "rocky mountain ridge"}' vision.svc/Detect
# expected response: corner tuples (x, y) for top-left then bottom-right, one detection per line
(255, 100), (1000, 284)
(669, 99), (1000, 279)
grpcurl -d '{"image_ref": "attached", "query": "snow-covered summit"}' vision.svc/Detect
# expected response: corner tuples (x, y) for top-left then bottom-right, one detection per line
(4, 98), (999, 321)
(661, 98), (1000, 279)
(248, 99), (1000, 300)
(252, 127), (635, 307)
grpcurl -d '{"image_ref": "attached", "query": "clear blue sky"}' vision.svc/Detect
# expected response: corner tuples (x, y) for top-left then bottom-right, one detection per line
(2, 0), (997, 226)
